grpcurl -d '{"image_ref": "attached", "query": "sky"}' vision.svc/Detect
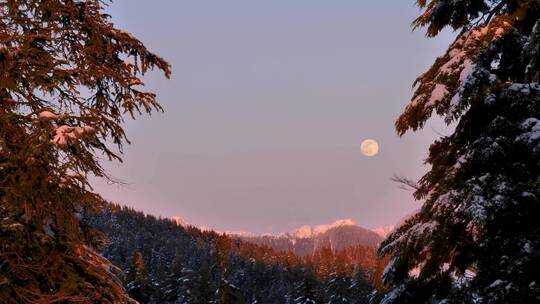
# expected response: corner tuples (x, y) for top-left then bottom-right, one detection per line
(93, 0), (456, 234)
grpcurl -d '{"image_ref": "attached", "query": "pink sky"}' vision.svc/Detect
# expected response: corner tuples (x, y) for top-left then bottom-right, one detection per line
(93, 0), (456, 234)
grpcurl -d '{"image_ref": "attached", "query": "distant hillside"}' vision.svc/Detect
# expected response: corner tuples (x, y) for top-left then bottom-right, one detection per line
(371, 225), (395, 238)
(88, 204), (375, 304)
(233, 219), (383, 257)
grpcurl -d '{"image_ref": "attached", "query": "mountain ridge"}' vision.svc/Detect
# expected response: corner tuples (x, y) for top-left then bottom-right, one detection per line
(227, 219), (383, 257)
(88, 204), (376, 303)
(171, 216), (393, 239)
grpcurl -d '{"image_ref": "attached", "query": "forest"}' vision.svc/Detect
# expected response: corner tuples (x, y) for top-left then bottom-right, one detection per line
(1, 0), (539, 303)
(88, 204), (375, 303)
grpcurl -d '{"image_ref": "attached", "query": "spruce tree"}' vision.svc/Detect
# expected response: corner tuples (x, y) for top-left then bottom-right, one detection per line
(218, 279), (246, 304)
(325, 272), (351, 304)
(349, 267), (371, 304)
(294, 270), (321, 304)
(0, 0), (170, 302)
(162, 250), (184, 302)
(125, 251), (153, 303)
(378, 1), (540, 303)
(192, 259), (217, 304)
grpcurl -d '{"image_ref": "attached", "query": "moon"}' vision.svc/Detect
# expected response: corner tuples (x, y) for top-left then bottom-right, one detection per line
(360, 139), (379, 157)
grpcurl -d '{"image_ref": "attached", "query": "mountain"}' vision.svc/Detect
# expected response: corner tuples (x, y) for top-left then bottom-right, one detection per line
(370, 210), (419, 238)
(372, 225), (395, 238)
(232, 219), (383, 257)
(88, 204), (375, 303)
(288, 219), (358, 238)
(170, 215), (188, 226)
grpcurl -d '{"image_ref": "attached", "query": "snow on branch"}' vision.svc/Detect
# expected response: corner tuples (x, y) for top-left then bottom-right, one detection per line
(52, 125), (96, 148)
(396, 15), (514, 135)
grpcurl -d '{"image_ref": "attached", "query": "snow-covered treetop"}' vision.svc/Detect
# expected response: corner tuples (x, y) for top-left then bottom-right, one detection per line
(376, 1), (540, 303)
(396, 14), (513, 134)
(395, 1), (540, 135)
(413, 0), (492, 37)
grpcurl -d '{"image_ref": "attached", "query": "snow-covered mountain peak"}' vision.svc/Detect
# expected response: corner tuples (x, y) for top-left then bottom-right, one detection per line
(287, 218), (357, 239)
(170, 215), (188, 226)
(372, 225), (395, 237)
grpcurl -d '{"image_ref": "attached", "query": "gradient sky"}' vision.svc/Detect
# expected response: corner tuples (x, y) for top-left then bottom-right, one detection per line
(93, 0), (456, 234)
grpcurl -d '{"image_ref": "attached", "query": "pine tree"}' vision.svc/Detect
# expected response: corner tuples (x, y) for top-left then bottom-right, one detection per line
(191, 258), (217, 304)
(294, 269), (321, 304)
(0, 0), (170, 302)
(164, 267), (198, 304)
(325, 272), (351, 304)
(218, 279), (246, 304)
(249, 290), (264, 304)
(162, 250), (184, 302)
(216, 235), (246, 304)
(378, 1), (540, 303)
(349, 267), (371, 304)
(125, 251), (153, 303)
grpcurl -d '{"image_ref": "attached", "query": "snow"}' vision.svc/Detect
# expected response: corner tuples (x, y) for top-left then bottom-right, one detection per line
(488, 279), (505, 289)
(445, 59), (476, 122)
(52, 125), (76, 147)
(409, 265), (421, 278)
(521, 191), (535, 199)
(372, 225), (395, 237)
(380, 283), (405, 304)
(459, 59), (476, 83)
(78, 245), (131, 300)
(484, 93), (496, 106)
(170, 215), (188, 226)
(522, 242), (532, 254)
(43, 222), (55, 237)
(470, 25), (489, 40)
(427, 84), (449, 106)
(447, 93), (460, 112)
(38, 110), (60, 121)
(440, 49), (465, 75)
(509, 83), (540, 94)
(464, 268), (477, 279)
(466, 194), (489, 224)
(52, 125), (96, 147)
(509, 83), (531, 94)
(199, 218), (373, 243)
(288, 219), (357, 239)
(8, 222), (23, 230)
(382, 257), (397, 279)
(128, 78), (143, 86)
(453, 154), (468, 170)
(494, 24), (510, 37)
(59, 172), (83, 186)
(220, 218), (359, 239)
(381, 219), (439, 257)
(518, 117), (540, 143)
(404, 18), (514, 126)
(410, 221), (438, 238)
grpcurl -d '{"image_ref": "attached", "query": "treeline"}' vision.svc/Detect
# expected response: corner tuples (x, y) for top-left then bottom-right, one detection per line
(88, 204), (376, 303)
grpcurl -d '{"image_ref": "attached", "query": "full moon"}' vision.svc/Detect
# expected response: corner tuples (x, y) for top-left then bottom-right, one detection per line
(360, 139), (379, 157)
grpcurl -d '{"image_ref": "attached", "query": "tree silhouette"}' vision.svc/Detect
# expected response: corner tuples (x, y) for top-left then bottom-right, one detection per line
(0, 0), (169, 302)
(378, 1), (540, 303)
